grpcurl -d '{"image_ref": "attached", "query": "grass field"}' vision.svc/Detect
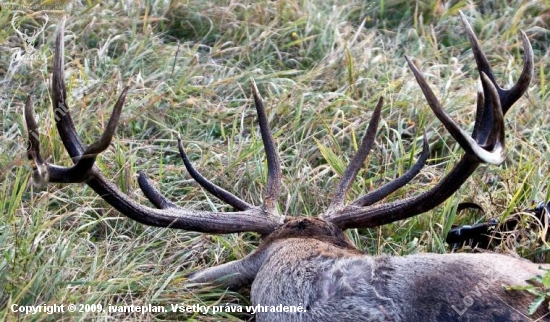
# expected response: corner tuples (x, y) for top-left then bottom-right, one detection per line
(1, 0), (549, 321)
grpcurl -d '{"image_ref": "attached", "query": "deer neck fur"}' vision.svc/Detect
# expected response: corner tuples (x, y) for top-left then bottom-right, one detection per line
(191, 217), (549, 321)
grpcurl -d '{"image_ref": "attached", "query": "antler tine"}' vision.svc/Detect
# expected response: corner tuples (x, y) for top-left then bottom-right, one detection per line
(137, 172), (178, 209)
(479, 72), (505, 158)
(155, 81), (282, 214)
(251, 79), (282, 215)
(84, 88), (127, 155)
(68, 88), (127, 175)
(324, 97), (383, 217)
(459, 11), (534, 143)
(11, 13), (27, 41)
(26, 87), (127, 184)
(405, 56), (505, 165)
(133, 135), (254, 211)
(327, 155), (480, 230)
(324, 19), (533, 230)
(351, 133), (429, 207)
(52, 18), (84, 158)
(25, 96), (48, 188)
(25, 96), (42, 164)
(26, 20), (284, 235)
(176, 136), (253, 211)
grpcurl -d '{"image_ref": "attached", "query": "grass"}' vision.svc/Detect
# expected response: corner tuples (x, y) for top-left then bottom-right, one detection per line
(1, 0), (549, 321)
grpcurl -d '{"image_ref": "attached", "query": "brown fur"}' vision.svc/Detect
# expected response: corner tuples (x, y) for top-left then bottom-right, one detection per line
(191, 218), (549, 321)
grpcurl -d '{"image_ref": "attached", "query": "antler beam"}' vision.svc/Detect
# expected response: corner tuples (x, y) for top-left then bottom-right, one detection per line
(25, 19), (284, 235)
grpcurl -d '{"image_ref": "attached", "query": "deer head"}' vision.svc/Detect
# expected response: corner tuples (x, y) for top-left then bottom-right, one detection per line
(26, 13), (546, 321)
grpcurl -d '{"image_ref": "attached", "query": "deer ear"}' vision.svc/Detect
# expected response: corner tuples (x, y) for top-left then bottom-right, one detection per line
(188, 249), (268, 290)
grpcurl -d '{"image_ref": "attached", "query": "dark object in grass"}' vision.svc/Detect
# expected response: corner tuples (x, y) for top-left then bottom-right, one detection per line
(447, 201), (550, 250)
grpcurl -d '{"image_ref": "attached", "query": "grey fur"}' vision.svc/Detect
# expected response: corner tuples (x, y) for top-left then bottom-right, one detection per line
(190, 218), (548, 321)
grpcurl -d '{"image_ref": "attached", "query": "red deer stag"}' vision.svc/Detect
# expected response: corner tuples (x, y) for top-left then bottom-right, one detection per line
(25, 13), (546, 322)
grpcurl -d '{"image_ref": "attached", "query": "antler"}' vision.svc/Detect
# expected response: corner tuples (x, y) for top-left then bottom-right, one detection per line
(25, 19), (284, 235)
(321, 11), (533, 229)
(31, 14), (49, 43)
(11, 13), (26, 42)
(324, 97), (430, 218)
(11, 13), (49, 46)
